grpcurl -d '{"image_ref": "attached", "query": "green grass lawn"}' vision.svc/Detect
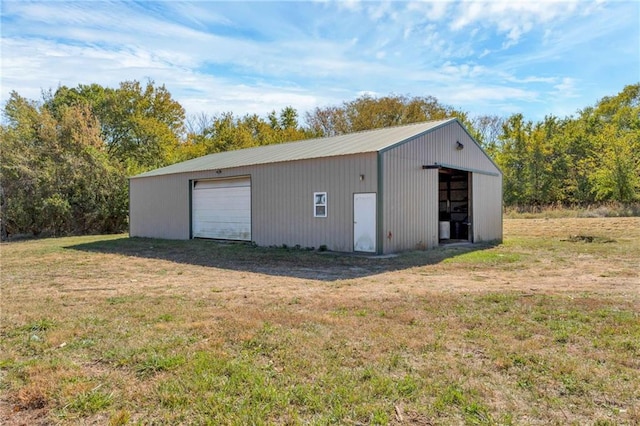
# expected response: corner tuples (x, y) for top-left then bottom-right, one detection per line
(1, 218), (639, 425)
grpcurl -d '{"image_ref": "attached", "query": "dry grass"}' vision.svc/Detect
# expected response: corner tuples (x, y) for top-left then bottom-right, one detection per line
(1, 217), (639, 425)
(504, 202), (640, 219)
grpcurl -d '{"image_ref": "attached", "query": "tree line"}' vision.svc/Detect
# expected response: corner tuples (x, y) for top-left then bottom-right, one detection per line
(1, 81), (638, 238)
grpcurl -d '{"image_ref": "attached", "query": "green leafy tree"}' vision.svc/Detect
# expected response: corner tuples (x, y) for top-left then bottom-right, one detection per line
(492, 83), (639, 206)
(495, 114), (531, 205)
(1, 93), (127, 238)
(576, 84), (640, 203)
(99, 80), (185, 172)
(304, 94), (464, 136)
(45, 80), (185, 174)
(0, 92), (42, 237)
(590, 122), (639, 202)
(469, 115), (505, 157)
(593, 84), (639, 202)
(178, 108), (311, 160)
(279, 106), (299, 130)
(305, 105), (348, 137)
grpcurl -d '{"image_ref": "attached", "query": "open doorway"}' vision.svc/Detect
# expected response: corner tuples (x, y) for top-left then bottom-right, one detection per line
(438, 168), (471, 242)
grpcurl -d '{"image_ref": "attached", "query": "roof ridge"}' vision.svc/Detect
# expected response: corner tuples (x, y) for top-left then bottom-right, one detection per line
(318, 117), (454, 138)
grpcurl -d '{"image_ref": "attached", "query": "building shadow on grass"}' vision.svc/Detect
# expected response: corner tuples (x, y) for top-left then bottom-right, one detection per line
(66, 237), (498, 282)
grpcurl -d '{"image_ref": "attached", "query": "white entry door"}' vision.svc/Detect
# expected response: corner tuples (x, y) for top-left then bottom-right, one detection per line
(353, 193), (376, 252)
(192, 177), (251, 240)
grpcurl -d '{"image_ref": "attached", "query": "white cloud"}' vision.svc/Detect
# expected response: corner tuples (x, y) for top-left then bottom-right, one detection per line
(508, 76), (557, 84)
(407, 1), (450, 21)
(451, 0), (583, 46)
(553, 77), (579, 98)
(1, 0), (637, 123)
(161, 2), (233, 28)
(439, 62), (489, 79)
(336, 0), (361, 12)
(449, 84), (538, 103)
(366, 1), (395, 21)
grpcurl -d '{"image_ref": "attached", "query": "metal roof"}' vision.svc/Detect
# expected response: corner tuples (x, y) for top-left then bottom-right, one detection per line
(132, 118), (455, 178)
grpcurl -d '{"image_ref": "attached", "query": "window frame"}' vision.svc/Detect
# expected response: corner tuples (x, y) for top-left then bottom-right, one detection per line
(313, 192), (327, 218)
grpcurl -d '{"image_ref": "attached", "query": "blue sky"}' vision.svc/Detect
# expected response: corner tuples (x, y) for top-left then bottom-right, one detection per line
(1, 0), (639, 122)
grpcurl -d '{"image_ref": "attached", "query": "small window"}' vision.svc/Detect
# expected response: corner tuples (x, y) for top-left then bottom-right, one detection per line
(314, 192), (327, 217)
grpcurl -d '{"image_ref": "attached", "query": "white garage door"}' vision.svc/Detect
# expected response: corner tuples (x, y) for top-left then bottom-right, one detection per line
(192, 177), (251, 240)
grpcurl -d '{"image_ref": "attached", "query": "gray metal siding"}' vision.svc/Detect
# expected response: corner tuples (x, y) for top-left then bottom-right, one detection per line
(406, 122), (501, 173)
(472, 173), (503, 243)
(251, 153), (377, 251)
(129, 175), (190, 239)
(381, 122), (501, 253)
(129, 153), (378, 251)
(381, 148), (439, 254)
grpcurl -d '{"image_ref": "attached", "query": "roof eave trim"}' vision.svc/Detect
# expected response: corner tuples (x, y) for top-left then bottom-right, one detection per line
(128, 150), (381, 180)
(377, 118), (456, 155)
(453, 118), (503, 175)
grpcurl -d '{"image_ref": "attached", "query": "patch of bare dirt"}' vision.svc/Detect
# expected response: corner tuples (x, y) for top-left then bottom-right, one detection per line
(0, 399), (49, 426)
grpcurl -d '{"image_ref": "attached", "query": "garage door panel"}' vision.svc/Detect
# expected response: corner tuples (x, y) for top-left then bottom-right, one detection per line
(192, 178), (251, 240)
(194, 223), (251, 240)
(194, 210), (250, 220)
(195, 180), (249, 190)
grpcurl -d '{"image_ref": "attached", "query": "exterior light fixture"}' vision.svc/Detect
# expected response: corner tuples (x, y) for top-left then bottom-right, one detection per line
(215, 169), (222, 174)
(456, 141), (464, 150)
(359, 174), (365, 181)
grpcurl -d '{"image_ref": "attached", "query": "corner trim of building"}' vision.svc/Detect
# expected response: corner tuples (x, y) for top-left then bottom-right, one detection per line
(127, 179), (132, 237)
(188, 179), (193, 239)
(376, 152), (384, 255)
